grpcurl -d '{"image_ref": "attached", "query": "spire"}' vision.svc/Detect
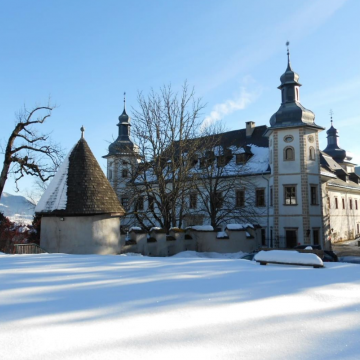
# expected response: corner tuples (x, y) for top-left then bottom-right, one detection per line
(80, 125), (85, 139)
(123, 91), (126, 111)
(330, 109), (333, 127)
(286, 41), (292, 71)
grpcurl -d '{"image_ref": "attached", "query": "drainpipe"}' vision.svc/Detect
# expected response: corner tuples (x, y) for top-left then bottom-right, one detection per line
(261, 173), (270, 248)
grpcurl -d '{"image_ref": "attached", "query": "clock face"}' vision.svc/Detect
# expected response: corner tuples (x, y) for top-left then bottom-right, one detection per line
(284, 135), (294, 143)
(308, 135), (314, 143)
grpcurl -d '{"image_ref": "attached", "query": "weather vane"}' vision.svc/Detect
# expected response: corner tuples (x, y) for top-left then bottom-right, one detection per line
(124, 92), (126, 104)
(286, 41), (290, 56)
(80, 125), (85, 139)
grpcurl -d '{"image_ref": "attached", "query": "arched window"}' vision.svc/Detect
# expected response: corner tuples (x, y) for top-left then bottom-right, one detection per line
(284, 146), (295, 161)
(309, 147), (315, 161)
(122, 168), (128, 178)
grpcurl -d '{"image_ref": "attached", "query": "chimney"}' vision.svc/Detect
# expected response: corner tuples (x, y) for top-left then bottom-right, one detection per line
(246, 121), (255, 137)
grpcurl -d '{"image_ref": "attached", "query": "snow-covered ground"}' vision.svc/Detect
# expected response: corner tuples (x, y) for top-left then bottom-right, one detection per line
(1, 252), (360, 360)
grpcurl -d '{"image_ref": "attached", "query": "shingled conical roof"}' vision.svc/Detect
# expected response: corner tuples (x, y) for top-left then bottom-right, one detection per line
(36, 134), (125, 216)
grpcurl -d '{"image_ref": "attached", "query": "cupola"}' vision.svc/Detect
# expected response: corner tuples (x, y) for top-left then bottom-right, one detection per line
(104, 93), (139, 157)
(268, 42), (322, 131)
(323, 115), (352, 163)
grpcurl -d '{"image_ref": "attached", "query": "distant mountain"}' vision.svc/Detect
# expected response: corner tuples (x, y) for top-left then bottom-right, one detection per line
(0, 192), (35, 224)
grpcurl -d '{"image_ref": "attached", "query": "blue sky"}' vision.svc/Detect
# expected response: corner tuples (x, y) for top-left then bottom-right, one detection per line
(1, 0), (359, 197)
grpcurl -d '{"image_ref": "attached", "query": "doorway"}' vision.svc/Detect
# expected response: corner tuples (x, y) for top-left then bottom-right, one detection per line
(286, 230), (297, 248)
(313, 229), (320, 245)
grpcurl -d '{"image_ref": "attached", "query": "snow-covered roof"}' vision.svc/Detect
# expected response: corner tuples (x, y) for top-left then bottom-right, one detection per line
(186, 225), (214, 231)
(129, 226), (142, 232)
(36, 138), (125, 216)
(35, 147), (72, 213)
(226, 223), (254, 230)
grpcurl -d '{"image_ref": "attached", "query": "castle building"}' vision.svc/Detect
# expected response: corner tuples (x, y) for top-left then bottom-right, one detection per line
(106, 51), (360, 250)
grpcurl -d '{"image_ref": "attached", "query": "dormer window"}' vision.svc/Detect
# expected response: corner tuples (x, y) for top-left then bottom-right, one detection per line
(217, 156), (226, 167)
(236, 153), (247, 165)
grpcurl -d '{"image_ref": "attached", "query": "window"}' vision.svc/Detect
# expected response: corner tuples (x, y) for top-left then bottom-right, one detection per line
(356, 200), (358, 210)
(236, 190), (245, 207)
(236, 153), (247, 165)
(122, 169), (128, 178)
(310, 185), (318, 205)
(270, 187), (273, 206)
(284, 186), (297, 205)
(309, 147), (315, 161)
(137, 196), (144, 211)
(189, 193), (197, 209)
(342, 198), (345, 209)
(334, 197), (338, 209)
(121, 197), (129, 210)
(108, 169), (113, 180)
(256, 189), (265, 207)
(214, 192), (223, 208)
(261, 229), (266, 246)
(199, 158), (206, 168)
(284, 146), (295, 161)
(350, 199), (353, 210)
(190, 156), (198, 167)
(148, 196), (154, 211)
(217, 156), (226, 167)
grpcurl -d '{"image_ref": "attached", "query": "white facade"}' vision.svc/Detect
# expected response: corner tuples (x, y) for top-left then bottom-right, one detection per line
(106, 55), (360, 250)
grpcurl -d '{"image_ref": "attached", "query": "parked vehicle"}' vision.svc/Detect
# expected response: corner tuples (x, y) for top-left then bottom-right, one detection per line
(241, 252), (258, 261)
(293, 244), (338, 262)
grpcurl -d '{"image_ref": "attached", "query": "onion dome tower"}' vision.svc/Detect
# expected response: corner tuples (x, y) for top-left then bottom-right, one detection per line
(269, 43), (322, 130)
(104, 93), (138, 157)
(264, 42), (325, 249)
(323, 114), (352, 163)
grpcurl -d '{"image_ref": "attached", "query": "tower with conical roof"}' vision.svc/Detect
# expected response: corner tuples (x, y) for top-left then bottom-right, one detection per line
(36, 127), (125, 254)
(264, 43), (325, 248)
(103, 95), (139, 212)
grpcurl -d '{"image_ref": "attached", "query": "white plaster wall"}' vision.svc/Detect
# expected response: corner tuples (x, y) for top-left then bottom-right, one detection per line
(327, 187), (360, 242)
(277, 129), (301, 174)
(40, 215), (121, 254)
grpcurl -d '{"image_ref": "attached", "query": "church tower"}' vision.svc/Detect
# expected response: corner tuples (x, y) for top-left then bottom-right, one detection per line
(103, 95), (139, 210)
(264, 44), (325, 248)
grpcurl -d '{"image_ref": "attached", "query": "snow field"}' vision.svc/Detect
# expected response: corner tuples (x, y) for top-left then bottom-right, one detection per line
(1, 253), (360, 360)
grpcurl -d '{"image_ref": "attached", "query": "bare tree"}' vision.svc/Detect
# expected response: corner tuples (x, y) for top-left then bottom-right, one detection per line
(0, 104), (64, 199)
(118, 82), (206, 233)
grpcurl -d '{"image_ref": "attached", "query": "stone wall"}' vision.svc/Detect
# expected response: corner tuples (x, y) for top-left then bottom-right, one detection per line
(120, 227), (260, 256)
(40, 214), (122, 254)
